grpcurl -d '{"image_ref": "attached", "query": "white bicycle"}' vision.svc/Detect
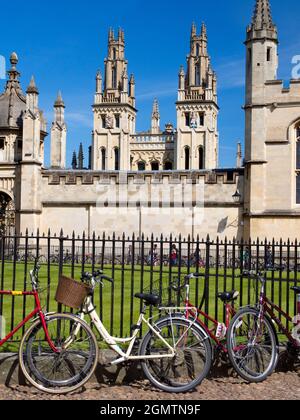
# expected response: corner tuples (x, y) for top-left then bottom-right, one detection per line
(31, 270), (212, 394)
(82, 271), (213, 393)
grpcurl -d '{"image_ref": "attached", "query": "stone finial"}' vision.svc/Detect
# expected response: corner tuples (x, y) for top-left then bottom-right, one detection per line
(10, 52), (18, 67)
(236, 142), (243, 168)
(108, 28), (114, 42)
(129, 74), (135, 84)
(96, 70), (102, 93)
(118, 28), (125, 43)
(26, 76), (39, 94)
(201, 22), (207, 39)
(191, 22), (197, 37)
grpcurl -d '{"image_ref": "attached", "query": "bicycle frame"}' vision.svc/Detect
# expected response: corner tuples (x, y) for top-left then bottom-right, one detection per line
(177, 279), (236, 351)
(0, 290), (58, 352)
(185, 301), (236, 351)
(259, 291), (300, 348)
(77, 296), (199, 365)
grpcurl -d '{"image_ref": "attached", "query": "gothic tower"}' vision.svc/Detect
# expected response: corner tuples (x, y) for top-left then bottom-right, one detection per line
(176, 23), (219, 170)
(244, 0), (278, 219)
(92, 28), (137, 171)
(50, 92), (67, 168)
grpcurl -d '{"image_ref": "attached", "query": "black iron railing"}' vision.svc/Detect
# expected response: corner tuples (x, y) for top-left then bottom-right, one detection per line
(0, 230), (299, 342)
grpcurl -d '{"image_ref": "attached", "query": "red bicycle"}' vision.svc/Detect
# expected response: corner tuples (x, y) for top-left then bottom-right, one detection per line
(171, 273), (239, 358)
(226, 270), (300, 383)
(0, 261), (98, 394)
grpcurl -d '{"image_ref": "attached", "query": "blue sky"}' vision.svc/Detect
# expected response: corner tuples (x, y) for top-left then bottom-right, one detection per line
(0, 0), (300, 168)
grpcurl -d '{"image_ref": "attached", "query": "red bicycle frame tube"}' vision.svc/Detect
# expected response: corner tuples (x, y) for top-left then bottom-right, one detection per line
(0, 290), (59, 352)
(184, 299), (236, 351)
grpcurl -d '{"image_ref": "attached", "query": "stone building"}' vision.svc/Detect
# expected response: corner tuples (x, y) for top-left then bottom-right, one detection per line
(0, 0), (299, 240)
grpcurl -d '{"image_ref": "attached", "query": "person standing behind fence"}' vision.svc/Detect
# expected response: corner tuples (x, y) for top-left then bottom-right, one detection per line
(266, 246), (273, 269)
(147, 244), (159, 266)
(127, 245), (133, 265)
(243, 247), (250, 270)
(170, 244), (178, 266)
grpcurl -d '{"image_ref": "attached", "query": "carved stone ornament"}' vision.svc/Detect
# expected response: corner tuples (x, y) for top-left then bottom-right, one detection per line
(105, 114), (114, 129)
(190, 112), (198, 129)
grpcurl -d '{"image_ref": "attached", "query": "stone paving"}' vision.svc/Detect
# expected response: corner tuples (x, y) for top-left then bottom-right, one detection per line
(0, 371), (299, 401)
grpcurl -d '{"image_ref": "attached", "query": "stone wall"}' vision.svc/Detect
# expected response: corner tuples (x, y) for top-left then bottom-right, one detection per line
(37, 169), (244, 238)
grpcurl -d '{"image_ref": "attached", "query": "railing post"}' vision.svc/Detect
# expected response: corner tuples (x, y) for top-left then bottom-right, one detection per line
(204, 235), (210, 324)
(57, 229), (64, 313)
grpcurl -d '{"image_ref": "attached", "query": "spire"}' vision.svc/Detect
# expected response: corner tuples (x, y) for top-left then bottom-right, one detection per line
(151, 99), (160, 134)
(72, 151), (77, 169)
(5, 52), (23, 95)
(108, 28), (114, 42)
(54, 91), (65, 108)
(252, 0), (274, 30)
(26, 76), (39, 94)
(152, 98), (159, 119)
(201, 22), (207, 40)
(78, 143), (84, 170)
(247, 0), (277, 41)
(118, 27), (125, 43)
(191, 22), (196, 38)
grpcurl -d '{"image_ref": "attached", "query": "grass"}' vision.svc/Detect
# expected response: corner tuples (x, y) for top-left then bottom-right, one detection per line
(0, 261), (299, 351)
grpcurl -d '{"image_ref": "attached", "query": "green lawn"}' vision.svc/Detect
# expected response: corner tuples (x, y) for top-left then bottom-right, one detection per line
(0, 261), (299, 351)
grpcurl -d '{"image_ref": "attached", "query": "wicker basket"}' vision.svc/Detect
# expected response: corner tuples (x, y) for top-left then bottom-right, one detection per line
(55, 276), (92, 309)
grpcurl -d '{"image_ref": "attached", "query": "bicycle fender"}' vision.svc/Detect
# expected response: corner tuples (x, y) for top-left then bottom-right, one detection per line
(153, 314), (210, 341)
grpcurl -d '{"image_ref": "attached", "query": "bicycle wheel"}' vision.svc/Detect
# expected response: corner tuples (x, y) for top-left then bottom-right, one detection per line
(19, 313), (99, 394)
(139, 315), (212, 393)
(227, 307), (278, 383)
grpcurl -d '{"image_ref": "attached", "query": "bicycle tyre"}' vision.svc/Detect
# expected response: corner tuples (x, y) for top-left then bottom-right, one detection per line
(227, 307), (278, 383)
(19, 313), (99, 394)
(139, 315), (212, 393)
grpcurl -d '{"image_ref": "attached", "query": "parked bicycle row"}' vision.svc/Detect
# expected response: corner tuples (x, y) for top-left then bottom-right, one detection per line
(3, 246), (300, 271)
(0, 259), (299, 395)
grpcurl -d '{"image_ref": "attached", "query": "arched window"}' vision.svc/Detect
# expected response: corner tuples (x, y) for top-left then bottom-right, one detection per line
(101, 148), (106, 171)
(114, 147), (119, 171)
(184, 147), (190, 170)
(151, 161), (159, 171)
(164, 161), (173, 171)
(199, 146), (204, 170)
(112, 67), (117, 89)
(138, 161), (146, 171)
(195, 65), (200, 86)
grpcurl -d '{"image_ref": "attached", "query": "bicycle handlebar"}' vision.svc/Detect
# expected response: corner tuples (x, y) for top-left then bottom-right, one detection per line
(81, 270), (114, 284)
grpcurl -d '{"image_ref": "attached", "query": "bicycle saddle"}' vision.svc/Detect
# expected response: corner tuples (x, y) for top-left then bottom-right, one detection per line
(291, 286), (300, 294)
(217, 290), (239, 303)
(135, 293), (161, 307)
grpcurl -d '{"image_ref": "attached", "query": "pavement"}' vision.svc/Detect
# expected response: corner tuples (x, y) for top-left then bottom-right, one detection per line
(0, 371), (299, 400)
(0, 353), (298, 400)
